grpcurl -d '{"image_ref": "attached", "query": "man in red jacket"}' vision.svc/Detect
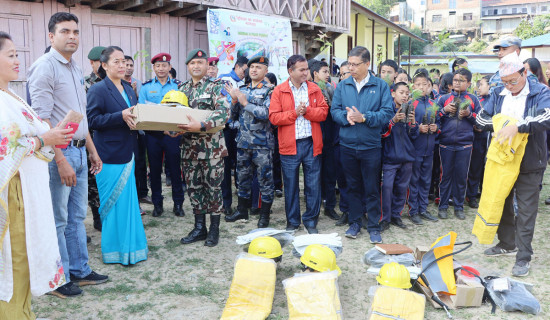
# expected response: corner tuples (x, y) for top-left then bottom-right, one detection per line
(269, 55), (329, 234)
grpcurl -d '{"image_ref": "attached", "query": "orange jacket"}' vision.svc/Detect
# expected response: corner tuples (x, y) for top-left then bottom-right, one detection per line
(269, 80), (328, 156)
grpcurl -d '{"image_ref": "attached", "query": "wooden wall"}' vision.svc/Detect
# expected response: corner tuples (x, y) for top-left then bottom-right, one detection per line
(2, 0), (208, 98)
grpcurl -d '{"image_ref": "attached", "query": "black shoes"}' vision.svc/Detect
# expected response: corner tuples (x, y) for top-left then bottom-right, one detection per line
(286, 224), (299, 232)
(335, 212), (348, 226)
(390, 218), (407, 229)
(71, 271), (109, 287)
(324, 208), (340, 221)
(305, 226), (319, 234)
(139, 196), (153, 204)
(224, 207), (233, 215)
(419, 211), (438, 221)
(468, 197), (479, 208)
(205, 215), (220, 247)
(275, 189), (283, 198)
(91, 208), (102, 232)
(250, 208), (260, 216)
(454, 208), (465, 220)
(173, 204), (185, 217)
(545, 197), (550, 205)
(152, 205), (163, 217)
(379, 220), (390, 232)
(49, 282), (82, 298)
(165, 176), (171, 187)
(409, 214), (424, 225)
(181, 214), (208, 244)
(438, 209), (448, 219)
(257, 202), (272, 228)
(225, 197), (250, 222)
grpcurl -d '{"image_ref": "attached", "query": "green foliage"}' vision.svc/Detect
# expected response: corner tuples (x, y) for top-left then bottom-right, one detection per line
(314, 31), (332, 52)
(433, 32), (458, 53)
(514, 14), (550, 39)
(465, 39), (488, 54)
(356, 0), (398, 18)
(134, 49), (152, 77)
(394, 26), (427, 56)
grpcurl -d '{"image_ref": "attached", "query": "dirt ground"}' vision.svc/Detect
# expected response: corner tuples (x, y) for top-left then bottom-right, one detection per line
(33, 171), (550, 320)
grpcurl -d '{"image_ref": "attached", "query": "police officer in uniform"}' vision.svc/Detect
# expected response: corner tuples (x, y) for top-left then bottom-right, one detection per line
(84, 45), (105, 232)
(224, 56), (275, 228)
(177, 49), (229, 247)
(139, 53), (185, 217)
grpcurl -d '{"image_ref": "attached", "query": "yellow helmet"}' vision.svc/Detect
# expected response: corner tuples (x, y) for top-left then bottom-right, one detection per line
(248, 236), (283, 259)
(376, 262), (412, 289)
(161, 90), (188, 107)
(300, 244), (341, 276)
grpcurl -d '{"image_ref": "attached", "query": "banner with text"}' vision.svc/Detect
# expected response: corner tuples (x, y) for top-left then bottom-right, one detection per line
(207, 9), (293, 83)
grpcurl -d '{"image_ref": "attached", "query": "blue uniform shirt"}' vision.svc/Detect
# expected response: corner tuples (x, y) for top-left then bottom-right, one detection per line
(138, 77), (181, 104)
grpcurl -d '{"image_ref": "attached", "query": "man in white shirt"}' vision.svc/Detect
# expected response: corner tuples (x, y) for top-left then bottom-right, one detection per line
(476, 52), (550, 277)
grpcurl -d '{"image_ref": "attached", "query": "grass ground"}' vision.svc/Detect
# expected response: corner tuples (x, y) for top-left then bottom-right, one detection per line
(32, 172), (550, 319)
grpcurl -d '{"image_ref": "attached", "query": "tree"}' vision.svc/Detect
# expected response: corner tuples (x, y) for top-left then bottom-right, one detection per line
(514, 14), (550, 39)
(355, 0), (397, 18)
(394, 26), (427, 56)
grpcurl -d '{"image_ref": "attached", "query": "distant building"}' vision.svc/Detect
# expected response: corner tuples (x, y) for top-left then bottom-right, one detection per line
(390, 0), (427, 29)
(481, 0), (550, 36)
(424, 0), (481, 36)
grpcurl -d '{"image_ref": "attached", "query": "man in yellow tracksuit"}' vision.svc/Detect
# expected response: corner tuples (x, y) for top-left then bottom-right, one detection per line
(476, 52), (550, 277)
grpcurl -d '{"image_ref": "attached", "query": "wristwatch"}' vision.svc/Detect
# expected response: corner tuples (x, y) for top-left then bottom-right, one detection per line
(362, 114), (366, 123)
(200, 122), (206, 132)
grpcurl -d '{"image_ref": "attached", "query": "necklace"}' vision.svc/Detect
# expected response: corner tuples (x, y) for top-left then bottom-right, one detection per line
(0, 86), (26, 105)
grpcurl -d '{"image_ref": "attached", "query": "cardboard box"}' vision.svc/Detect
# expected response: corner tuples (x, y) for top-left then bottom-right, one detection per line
(131, 103), (224, 133)
(416, 278), (484, 309)
(415, 246), (430, 262)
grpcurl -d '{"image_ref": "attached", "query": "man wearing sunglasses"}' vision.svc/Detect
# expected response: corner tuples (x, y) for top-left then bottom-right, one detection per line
(477, 52), (550, 277)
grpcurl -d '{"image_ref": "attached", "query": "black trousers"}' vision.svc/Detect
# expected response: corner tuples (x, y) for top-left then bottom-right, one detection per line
(135, 133), (149, 199)
(497, 170), (544, 262)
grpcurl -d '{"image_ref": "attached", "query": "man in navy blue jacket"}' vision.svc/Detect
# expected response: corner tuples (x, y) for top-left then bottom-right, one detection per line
(331, 46), (393, 243)
(477, 52), (550, 277)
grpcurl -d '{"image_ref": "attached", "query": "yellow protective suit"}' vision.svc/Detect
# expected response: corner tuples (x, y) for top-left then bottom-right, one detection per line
(369, 286), (426, 320)
(472, 114), (528, 244)
(220, 253), (276, 320)
(283, 271), (342, 320)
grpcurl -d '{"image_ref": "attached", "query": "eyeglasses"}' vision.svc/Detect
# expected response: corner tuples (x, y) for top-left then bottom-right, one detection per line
(453, 79), (467, 83)
(347, 61), (366, 68)
(502, 73), (523, 86)
(340, 72), (350, 77)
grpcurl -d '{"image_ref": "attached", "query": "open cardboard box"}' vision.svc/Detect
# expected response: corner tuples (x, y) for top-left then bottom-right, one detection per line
(416, 277), (484, 309)
(131, 103), (224, 133)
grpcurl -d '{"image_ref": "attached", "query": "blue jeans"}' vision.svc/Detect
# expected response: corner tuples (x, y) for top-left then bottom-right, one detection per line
(280, 138), (321, 228)
(48, 145), (91, 282)
(341, 146), (382, 231)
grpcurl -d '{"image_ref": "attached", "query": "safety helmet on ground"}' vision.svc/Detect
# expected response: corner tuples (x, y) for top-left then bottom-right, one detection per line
(300, 244), (341, 276)
(161, 90), (188, 107)
(248, 236), (283, 259)
(376, 262), (412, 289)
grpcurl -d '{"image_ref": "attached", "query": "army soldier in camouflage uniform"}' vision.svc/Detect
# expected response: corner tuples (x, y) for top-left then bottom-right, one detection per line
(177, 49), (229, 247)
(224, 56), (275, 228)
(84, 46), (105, 231)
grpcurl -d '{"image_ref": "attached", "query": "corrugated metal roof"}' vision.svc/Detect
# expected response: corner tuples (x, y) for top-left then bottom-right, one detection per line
(522, 33), (550, 47)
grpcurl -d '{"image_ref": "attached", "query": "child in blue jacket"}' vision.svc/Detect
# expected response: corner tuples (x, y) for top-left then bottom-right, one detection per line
(437, 68), (481, 220)
(466, 75), (491, 208)
(380, 82), (418, 231)
(408, 72), (440, 225)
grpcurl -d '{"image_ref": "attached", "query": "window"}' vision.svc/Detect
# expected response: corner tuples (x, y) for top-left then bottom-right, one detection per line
(512, 8), (517, 14)
(532, 6), (537, 13)
(432, 0), (440, 4)
(449, 11), (456, 15)
(449, 0), (456, 9)
(502, 9), (507, 14)
(463, 13), (473, 20)
(421, 0), (425, 5)
(432, 14), (442, 22)
(493, 9), (498, 15)
(543, 6), (548, 12)
(522, 8), (527, 13)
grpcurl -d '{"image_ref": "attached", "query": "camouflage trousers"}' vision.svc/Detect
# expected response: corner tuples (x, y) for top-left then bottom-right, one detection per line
(87, 151), (100, 213)
(182, 158), (224, 216)
(236, 148), (274, 203)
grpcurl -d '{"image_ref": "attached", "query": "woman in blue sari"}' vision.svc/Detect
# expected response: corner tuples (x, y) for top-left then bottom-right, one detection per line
(87, 46), (147, 265)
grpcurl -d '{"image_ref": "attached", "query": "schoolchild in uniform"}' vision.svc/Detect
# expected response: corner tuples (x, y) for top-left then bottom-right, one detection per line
(407, 72), (440, 225)
(437, 68), (481, 220)
(380, 82), (418, 231)
(466, 75), (491, 208)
